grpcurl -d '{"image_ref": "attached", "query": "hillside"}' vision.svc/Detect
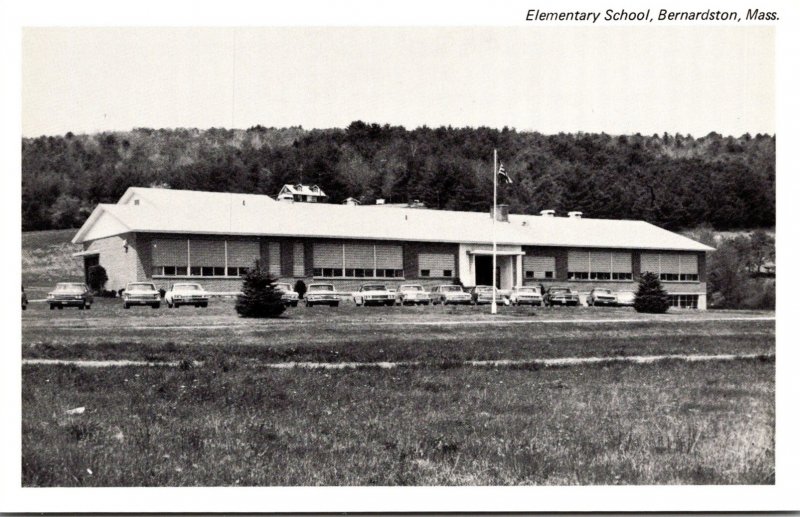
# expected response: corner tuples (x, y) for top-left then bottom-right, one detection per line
(21, 228), (82, 286)
(22, 123), (775, 232)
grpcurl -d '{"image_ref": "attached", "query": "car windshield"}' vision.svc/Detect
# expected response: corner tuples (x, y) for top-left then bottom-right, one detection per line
(477, 286), (494, 292)
(362, 285), (387, 291)
(54, 283), (84, 292)
(518, 287), (538, 293)
(128, 283), (156, 291)
(174, 284), (200, 291)
(275, 284), (291, 291)
(595, 289), (612, 294)
(309, 285), (334, 292)
(550, 288), (569, 293)
(441, 286), (462, 292)
(401, 285), (422, 292)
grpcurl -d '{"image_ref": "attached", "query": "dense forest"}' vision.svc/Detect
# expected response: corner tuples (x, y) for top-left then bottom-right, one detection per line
(21, 122), (775, 232)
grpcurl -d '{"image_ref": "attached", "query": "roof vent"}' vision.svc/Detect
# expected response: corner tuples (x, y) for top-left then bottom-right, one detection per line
(133, 199), (140, 206)
(376, 198), (385, 205)
(568, 211), (583, 219)
(491, 204), (509, 223)
(540, 209), (556, 217)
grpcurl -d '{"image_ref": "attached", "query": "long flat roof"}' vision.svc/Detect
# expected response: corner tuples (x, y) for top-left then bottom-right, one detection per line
(72, 187), (714, 252)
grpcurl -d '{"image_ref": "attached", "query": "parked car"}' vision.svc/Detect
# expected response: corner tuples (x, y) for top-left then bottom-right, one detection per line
(543, 286), (580, 307)
(275, 282), (299, 307)
(615, 291), (636, 307)
(509, 285), (543, 306)
(470, 285), (501, 305)
(21, 285), (27, 311)
(430, 285), (473, 305)
(47, 282), (93, 310)
(588, 288), (618, 307)
(165, 282), (209, 308)
(122, 282), (161, 309)
(353, 284), (395, 306)
(396, 284), (431, 305)
(304, 283), (340, 307)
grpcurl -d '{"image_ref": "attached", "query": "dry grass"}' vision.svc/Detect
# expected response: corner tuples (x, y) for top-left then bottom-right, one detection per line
(21, 228), (83, 286)
(22, 358), (774, 486)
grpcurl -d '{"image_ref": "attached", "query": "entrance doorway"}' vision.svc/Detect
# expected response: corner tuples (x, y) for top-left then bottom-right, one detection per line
(474, 255), (500, 287)
(83, 254), (99, 284)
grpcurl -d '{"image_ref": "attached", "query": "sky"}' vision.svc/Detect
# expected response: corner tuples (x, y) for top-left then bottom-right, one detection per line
(22, 26), (774, 137)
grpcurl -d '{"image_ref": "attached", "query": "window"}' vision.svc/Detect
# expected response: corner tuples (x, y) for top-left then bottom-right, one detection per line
(523, 256), (556, 280)
(668, 294), (699, 309)
(312, 243), (404, 278)
(568, 251), (632, 281)
(641, 253), (699, 282)
(418, 253), (455, 278)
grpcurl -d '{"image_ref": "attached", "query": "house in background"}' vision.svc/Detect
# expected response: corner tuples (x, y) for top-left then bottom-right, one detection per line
(72, 186), (714, 309)
(276, 184), (327, 203)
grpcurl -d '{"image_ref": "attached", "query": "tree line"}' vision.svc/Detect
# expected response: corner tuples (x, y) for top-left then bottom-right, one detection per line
(22, 121), (775, 232)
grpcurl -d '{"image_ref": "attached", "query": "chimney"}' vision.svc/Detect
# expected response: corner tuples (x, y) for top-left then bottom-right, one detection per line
(491, 204), (509, 222)
(376, 198), (385, 205)
(568, 211), (583, 219)
(540, 209), (556, 217)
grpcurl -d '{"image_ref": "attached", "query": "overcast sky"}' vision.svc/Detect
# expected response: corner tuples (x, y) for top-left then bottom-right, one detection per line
(22, 26), (774, 137)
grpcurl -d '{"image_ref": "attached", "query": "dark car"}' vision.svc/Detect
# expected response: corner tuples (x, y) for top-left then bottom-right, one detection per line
(21, 285), (28, 311)
(47, 282), (94, 310)
(543, 287), (580, 307)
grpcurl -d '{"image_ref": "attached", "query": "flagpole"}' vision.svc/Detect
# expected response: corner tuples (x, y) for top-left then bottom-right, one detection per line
(491, 148), (497, 315)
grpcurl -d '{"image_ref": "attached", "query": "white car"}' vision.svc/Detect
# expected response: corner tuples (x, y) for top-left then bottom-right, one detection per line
(509, 285), (543, 306)
(165, 282), (209, 308)
(615, 291), (636, 307)
(305, 283), (340, 307)
(275, 282), (299, 307)
(588, 288), (618, 307)
(353, 284), (395, 306)
(123, 282), (161, 309)
(396, 284), (431, 305)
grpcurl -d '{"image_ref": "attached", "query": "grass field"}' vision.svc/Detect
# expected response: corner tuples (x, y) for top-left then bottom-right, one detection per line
(21, 228), (82, 287)
(20, 297), (775, 486)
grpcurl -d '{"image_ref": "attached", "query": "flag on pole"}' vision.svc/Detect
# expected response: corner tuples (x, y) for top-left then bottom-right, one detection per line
(497, 163), (513, 184)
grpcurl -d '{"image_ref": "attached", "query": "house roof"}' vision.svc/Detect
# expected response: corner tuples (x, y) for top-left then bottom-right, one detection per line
(278, 184), (327, 197)
(72, 187), (714, 252)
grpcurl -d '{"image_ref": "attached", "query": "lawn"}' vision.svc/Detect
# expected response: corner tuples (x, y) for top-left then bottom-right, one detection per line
(22, 357), (774, 486)
(20, 299), (775, 486)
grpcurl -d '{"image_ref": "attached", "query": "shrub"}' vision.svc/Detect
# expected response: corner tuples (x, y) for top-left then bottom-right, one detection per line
(235, 260), (286, 318)
(634, 272), (670, 313)
(86, 265), (108, 292)
(294, 280), (307, 299)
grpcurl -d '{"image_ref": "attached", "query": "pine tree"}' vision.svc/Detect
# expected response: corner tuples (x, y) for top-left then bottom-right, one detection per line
(633, 272), (670, 313)
(235, 260), (286, 318)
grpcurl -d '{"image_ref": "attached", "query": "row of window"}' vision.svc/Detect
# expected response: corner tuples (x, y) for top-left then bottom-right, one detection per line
(525, 271), (554, 279)
(660, 273), (699, 282)
(420, 269), (453, 277)
(152, 266), (250, 277)
(668, 295), (699, 309)
(567, 272), (633, 281)
(312, 268), (405, 278)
